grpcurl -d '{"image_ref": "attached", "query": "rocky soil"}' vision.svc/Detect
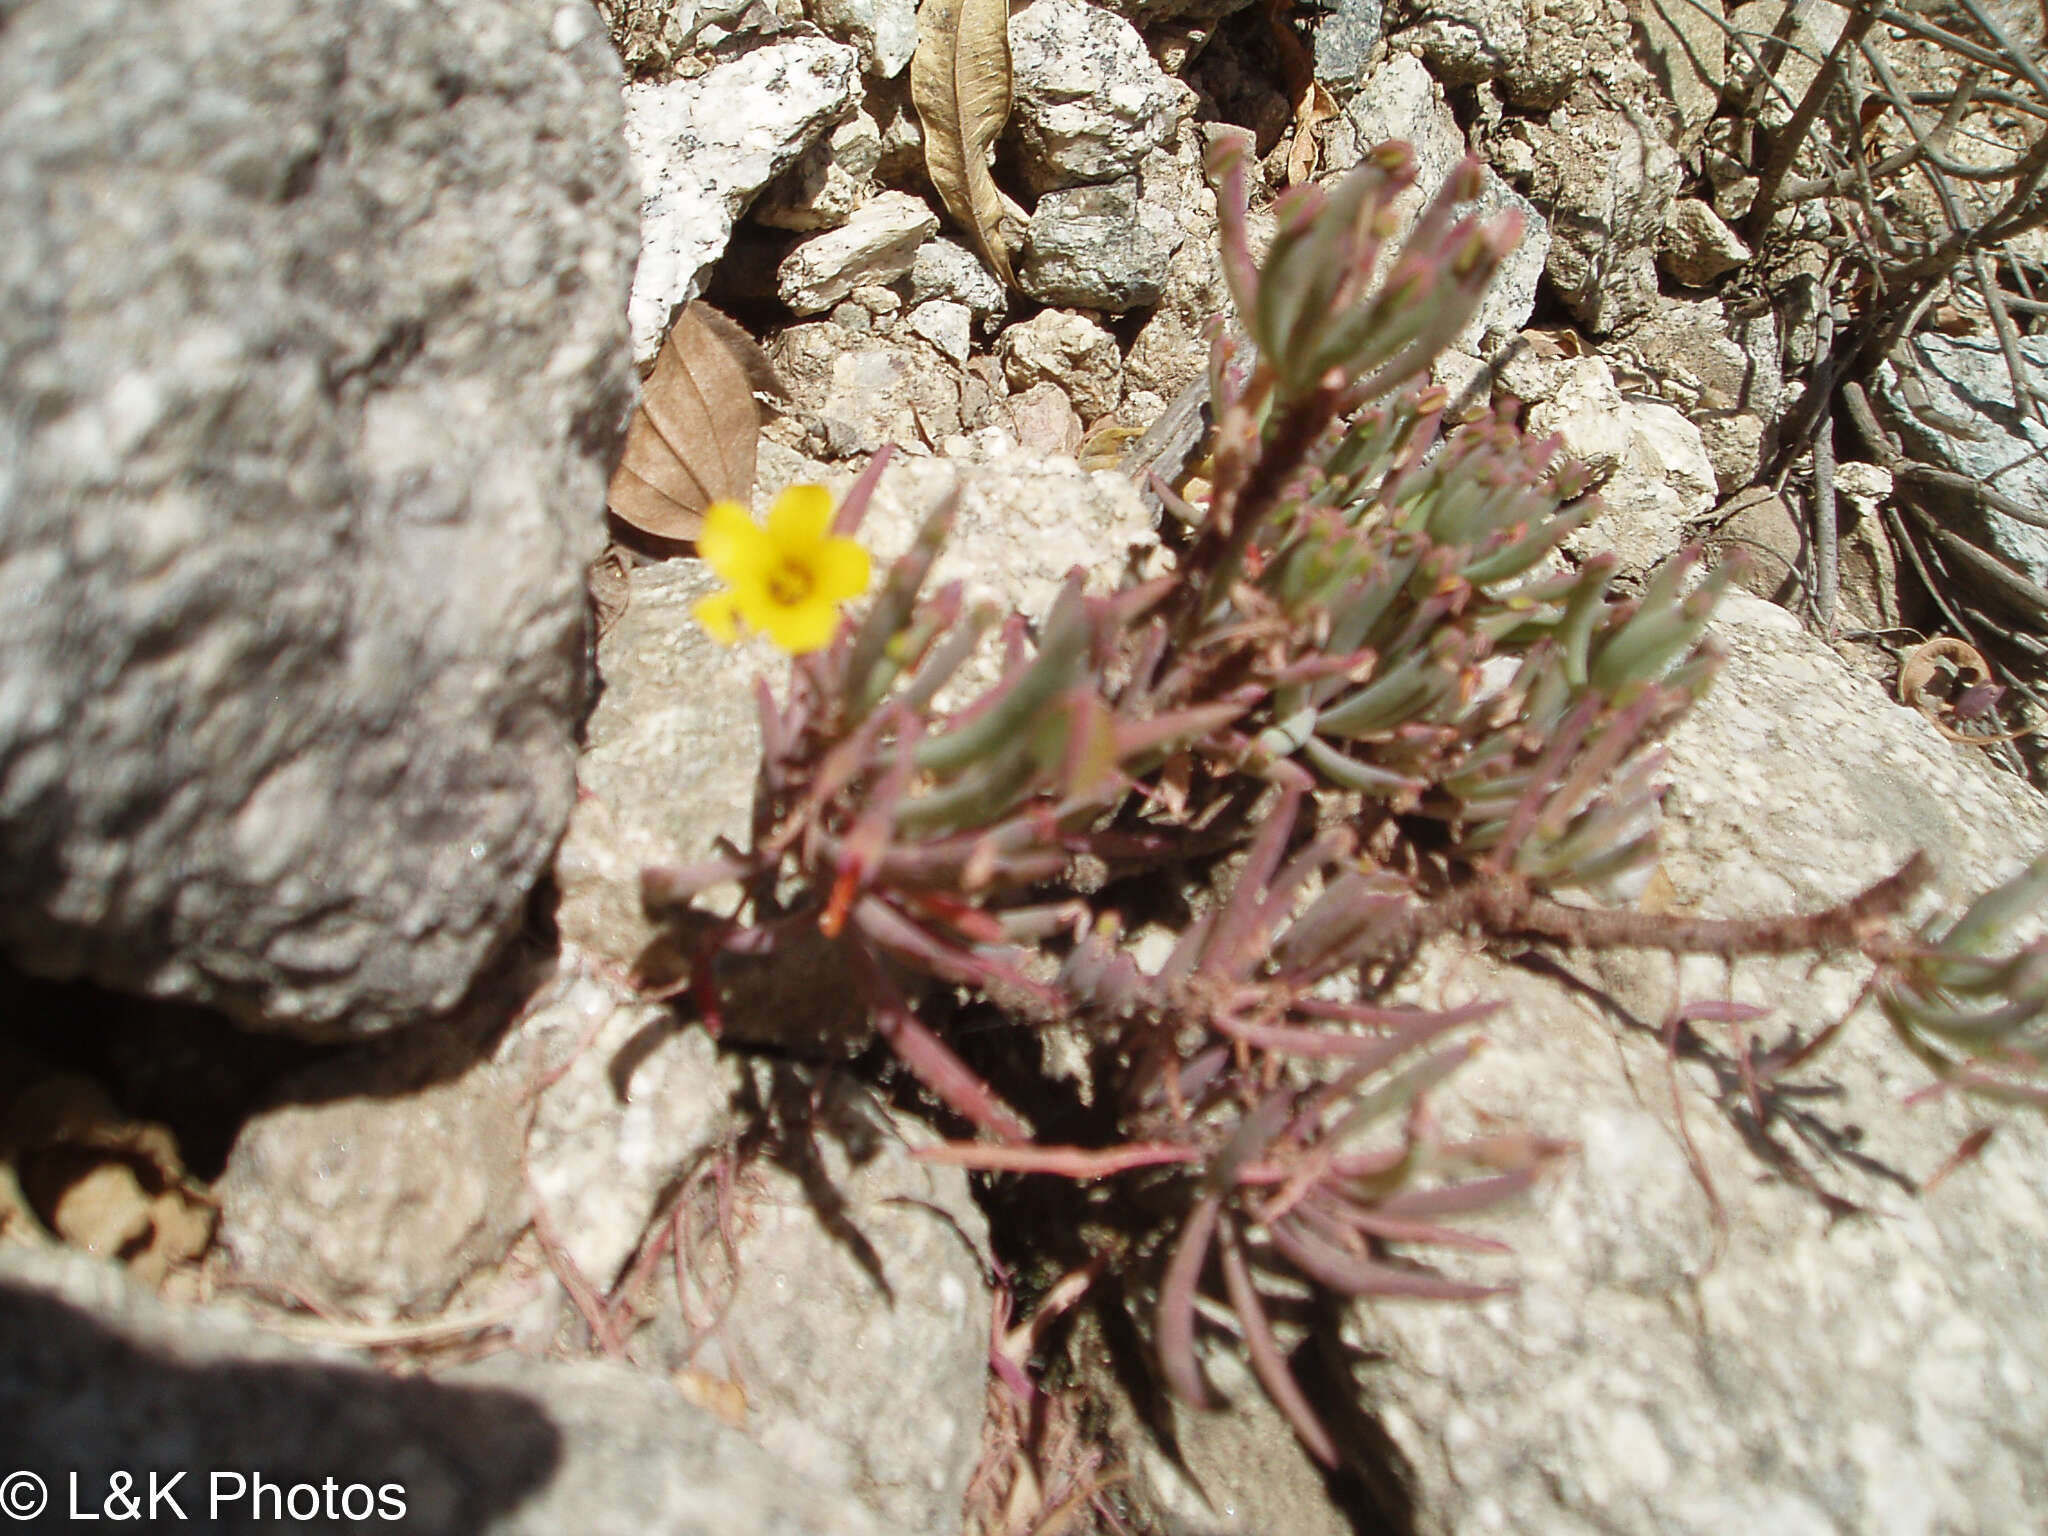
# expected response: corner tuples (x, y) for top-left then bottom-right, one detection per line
(5, 0), (2048, 1532)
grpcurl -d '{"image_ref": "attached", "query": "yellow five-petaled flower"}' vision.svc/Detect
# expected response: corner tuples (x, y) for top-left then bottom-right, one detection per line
(692, 485), (872, 655)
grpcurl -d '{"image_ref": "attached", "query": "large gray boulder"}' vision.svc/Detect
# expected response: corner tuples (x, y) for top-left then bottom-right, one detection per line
(0, 1246), (884, 1536)
(0, 0), (640, 1036)
(1345, 592), (2048, 1535)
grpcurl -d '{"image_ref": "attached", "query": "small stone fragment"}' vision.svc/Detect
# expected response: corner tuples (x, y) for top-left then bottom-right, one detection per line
(754, 114), (882, 232)
(1705, 486), (1802, 603)
(216, 1042), (533, 1320)
(1311, 0), (1385, 84)
(776, 191), (938, 314)
(714, 1100), (991, 1535)
(1616, 297), (1781, 491)
(1531, 356), (1716, 576)
(1631, 0), (1726, 141)
(1340, 55), (1548, 348)
(1020, 176), (1183, 312)
(1660, 198), (1751, 287)
(908, 236), (1009, 322)
(1396, 0), (1527, 84)
(809, 0), (918, 78)
(997, 309), (1124, 420)
(908, 299), (973, 361)
(1007, 380), (1084, 456)
(848, 281), (904, 315)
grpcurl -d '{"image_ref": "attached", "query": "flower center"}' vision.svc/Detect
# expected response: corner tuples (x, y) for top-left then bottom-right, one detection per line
(768, 561), (815, 607)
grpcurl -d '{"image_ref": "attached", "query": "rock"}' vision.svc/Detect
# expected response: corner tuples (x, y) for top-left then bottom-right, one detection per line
(561, 451), (1152, 981)
(1099, 1334), (1362, 1535)
(754, 114), (883, 233)
(1505, 0), (1643, 114)
(1007, 0), (1187, 194)
(1613, 298), (1781, 492)
(856, 454), (1159, 619)
(215, 1026), (532, 1320)
(1833, 459), (1893, 510)
(1631, 0), (1725, 141)
(768, 325), (965, 456)
(1108, 130), (1233, 410)
(776, 192), (938, 314)
(1347, 587), (2048, 1535)
(1703, 484), (1803, 603)
(908, 236), (1011, 325)
(907, 299), (974, 362)
(522, 971), (747, 1290)
(215, 957), (743, 1318)
(624, 39), (860, 360)
(1531, 355), (1633, 480)
(1124, 226), (1233, 415)
(712, 1094), (992, 1536)
(1311, 0), (1386, 85)
(1871, 331), (2048, 591)
(2, 1245), (887, 1536)
(847, 282), (905, 316)
(1092, 0), (1263, 25)
(1337, 55), (1550, 349)
(1006, 380), (1086, 456)
(1834, 493), (1907, 637)
(862, 73), (928, 188)
(1726, 0), (1847, 132)
(1020, 175), (1185, 312)
(0, 0), (638, 1037)
(609, 0), (766, 62)
(997, 309), (1124, 421)
(1660, 197), (1751, 286)
(1529, 356), (1717, 575)
(810, 0), (919, 79)
(559, 558), (764, 975)
(1513, 102), (1682, 333)
(1395, 0), (1527, 85)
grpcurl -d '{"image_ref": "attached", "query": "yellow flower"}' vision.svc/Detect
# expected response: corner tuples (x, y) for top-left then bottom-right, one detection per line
(692, 486), (872, 655)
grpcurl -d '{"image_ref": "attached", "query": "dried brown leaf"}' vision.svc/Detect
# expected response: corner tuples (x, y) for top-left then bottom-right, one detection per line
(1285, 83), (1338, 187)
(606, 301), (778, 542)
(911, 0), (1016, 286)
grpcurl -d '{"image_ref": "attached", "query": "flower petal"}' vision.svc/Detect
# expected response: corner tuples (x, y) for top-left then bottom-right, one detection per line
(692, 589), (744, 645)
(698, 501), (774, 587)
(811, 536), (872, 603)
(766, 484), (835, 556)
(763, 595), (843, 655)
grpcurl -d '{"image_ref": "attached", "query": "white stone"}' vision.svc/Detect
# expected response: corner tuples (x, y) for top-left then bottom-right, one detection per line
(810, 0), (918, 77)
(1514, 101), (1682, 333)
(755, 114), (882, 232)
(776, 191), (937, 314)
(997, 308), (1124, 420)
(1660, 197), (1751, 287)
(623, 40), (860, 361)
(1008, 0), (1187, 193)
(1020, 175), (1183, 313)
(1530, 356), (1717, 576)
(907, 298), (972, 362)
(1834, 461), (1893, 506)
(909, 236), (1009, 321)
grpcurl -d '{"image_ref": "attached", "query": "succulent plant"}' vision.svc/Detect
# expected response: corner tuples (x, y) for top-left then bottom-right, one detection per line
(648, 137), (2048, 1470)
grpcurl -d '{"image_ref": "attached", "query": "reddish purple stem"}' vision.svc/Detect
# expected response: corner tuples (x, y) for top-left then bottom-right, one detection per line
(1218, 1223), (1340, 1466)
(1157, 1193), (1224, 1409)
